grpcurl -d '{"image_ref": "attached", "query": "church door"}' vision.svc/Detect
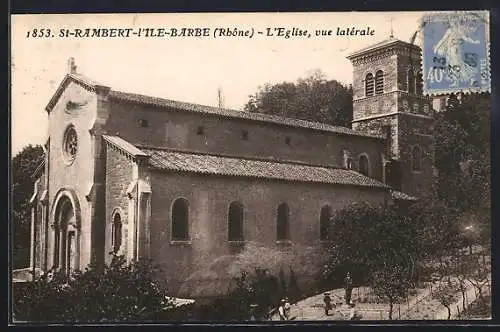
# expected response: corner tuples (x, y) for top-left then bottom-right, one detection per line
(54, 195), (79, 274)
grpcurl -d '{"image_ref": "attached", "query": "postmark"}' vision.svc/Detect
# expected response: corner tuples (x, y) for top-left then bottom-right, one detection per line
(421, 11), (490, 95)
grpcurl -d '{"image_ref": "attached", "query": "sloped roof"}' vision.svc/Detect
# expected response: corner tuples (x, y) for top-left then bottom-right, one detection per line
(143, 147), (388, 188)
(46, 72), (384, 140)
(102, 135), (149, 158)
(347, 37), (421, 59)
(108, 90), (383, 139)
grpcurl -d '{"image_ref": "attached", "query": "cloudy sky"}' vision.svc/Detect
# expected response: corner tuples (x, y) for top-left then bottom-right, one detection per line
(11, 12), (428, 155)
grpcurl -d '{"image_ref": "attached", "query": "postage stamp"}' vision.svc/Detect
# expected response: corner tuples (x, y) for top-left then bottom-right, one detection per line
(421, 11), (490, 95)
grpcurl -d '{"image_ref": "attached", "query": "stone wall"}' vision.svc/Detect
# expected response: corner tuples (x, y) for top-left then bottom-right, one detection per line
(46, 81), (98, 269)
(105, 100), (386, 181)
(148, 170), (388, 297)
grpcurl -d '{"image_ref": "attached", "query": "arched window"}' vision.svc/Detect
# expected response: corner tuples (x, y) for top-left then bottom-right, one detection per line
(112, 212), (122, 253)
(276, 203), (290, 241)
(375, 70), (384, 94)
(365, 73), (374, 97)
(228, 202), (244, 241)
(412, 146), (422, 172)
(320, 205), (332, 241)
(359, 154), (370, 176)
(408, 69), (416, 94)
(172, 198), (189, 241)
(416, 72), (423, 95)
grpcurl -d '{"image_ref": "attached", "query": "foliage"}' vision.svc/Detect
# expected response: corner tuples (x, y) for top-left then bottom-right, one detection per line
(13, 255), (178, 323)
(434, 93), (491, 228)
(244, 69), (353, 127)
(432, 280), (458, 320)
(406, 198), (462, 260)
(197, 267), (280, 321)
(11, 145), (45, 268)
(465, 260), (490, 300)
(323, 202), (417, 285)
(371, 261), (413, 320)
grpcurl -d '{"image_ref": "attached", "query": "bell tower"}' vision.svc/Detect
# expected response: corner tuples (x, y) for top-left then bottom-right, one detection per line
(347, 37), (435, 197)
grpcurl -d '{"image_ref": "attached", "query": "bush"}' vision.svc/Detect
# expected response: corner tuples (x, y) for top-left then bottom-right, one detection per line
(13, 255), (181, 323)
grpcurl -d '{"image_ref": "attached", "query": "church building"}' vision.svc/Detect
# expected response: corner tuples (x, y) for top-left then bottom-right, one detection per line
(28, 37), (435, 298)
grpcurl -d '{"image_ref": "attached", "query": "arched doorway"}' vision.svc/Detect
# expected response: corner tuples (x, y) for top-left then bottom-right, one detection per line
(51, 189), (80, 275)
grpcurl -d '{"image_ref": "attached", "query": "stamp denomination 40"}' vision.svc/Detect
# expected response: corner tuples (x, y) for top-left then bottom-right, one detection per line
(422, 11), (490, 95)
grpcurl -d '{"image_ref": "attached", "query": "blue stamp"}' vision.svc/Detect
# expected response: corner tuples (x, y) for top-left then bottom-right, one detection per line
(421, 11), (490, 95)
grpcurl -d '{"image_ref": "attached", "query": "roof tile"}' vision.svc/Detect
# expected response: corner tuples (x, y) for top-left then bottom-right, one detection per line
(144, 147), (388, 188)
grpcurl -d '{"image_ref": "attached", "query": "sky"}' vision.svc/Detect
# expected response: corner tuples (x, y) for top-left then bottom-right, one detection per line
(11, 12), (428, 156)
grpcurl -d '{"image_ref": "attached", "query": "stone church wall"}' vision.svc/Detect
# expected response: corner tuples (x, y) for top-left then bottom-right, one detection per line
(148, 171), (388, 297)
(46, 81), (98, 269)
(105, 100), (386, 180)
(104, 145), (135, 263)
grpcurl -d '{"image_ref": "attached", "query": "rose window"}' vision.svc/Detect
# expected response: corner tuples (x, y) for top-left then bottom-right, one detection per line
(63, 126), (78, 160)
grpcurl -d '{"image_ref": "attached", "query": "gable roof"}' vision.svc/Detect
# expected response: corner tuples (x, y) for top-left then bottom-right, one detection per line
(142, 146), (388, 189)
(45, 73), (384, 140)
(347, 37), (421, 59)
(45, 73), (109, 113)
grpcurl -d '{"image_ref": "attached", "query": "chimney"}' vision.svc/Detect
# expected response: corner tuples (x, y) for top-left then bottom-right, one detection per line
(67, 57), (77, 74)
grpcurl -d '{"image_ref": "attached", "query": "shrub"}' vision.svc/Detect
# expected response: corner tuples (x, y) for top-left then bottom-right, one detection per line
(13, 255), (180, 323)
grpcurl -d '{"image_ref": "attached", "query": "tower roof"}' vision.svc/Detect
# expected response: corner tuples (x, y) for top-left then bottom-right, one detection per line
(346, 37), (421, 60)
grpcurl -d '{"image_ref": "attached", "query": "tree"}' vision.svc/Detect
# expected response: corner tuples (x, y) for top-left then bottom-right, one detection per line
(244, 69), (353, 127)
(406, 198), (462, 262)
(433, 280), (458, 320)
(13, 255), (179, 323)
(323, 202), (418, 304)
(11, 144), (45, 268)
(434, 93), (491, 218)
(464, 256), (490, 300)
(371, 261), (413, 320)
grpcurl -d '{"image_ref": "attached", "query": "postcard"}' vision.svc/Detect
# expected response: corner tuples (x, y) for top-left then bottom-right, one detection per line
(10, 11), (492, 323)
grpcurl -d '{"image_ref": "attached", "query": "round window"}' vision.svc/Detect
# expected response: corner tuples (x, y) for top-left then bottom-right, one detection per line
(63, 125), (78, 161)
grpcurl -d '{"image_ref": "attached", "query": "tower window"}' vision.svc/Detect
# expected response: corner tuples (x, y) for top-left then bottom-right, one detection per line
(241, 130), (249, 141)
(365, 73), (374, 97)
(320, 205), (332, 241)
(416, 72), (423, 95)
(228, 202), (244, 241)
(171, 198), (189, 241)
(408, 69), (416, 94)
(412, 146), (422, 172)
(375, 70), (384, 94)
(358, 154), (370, 176)
(138, 119), (149, 127)
(276, 203), (290, 241)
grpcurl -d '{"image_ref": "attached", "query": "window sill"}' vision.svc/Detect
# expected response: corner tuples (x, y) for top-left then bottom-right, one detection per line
(170, 240), (192, 245)
(228, 240), (245, 244)
(276, 240), (292, 246)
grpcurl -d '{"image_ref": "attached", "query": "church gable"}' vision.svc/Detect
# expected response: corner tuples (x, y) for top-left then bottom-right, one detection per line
(45, 73), (103, 114)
